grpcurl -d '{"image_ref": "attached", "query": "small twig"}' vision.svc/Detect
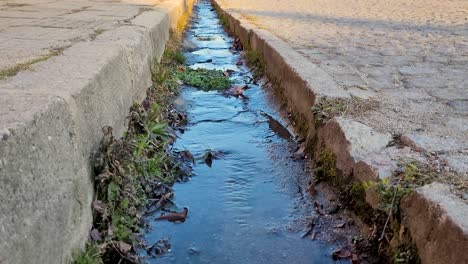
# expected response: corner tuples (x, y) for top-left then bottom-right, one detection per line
(301, 217), (317, 238)
(340, 105), (349, 118)
(379, 178), (402, 241)
(301, 224), (314, 238)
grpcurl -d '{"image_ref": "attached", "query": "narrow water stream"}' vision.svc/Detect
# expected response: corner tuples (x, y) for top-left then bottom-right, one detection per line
(143, 1), (348, 263)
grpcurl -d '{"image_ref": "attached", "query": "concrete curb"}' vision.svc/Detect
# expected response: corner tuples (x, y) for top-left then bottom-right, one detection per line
(211, 0), (468, 262)
(0, 0), (195, 263)
(401, 183), (468, 264)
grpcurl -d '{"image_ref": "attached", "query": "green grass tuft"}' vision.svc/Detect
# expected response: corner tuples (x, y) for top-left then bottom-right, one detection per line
(245, 50), (265, 78)
(176, 68), (231, 91)
(73, 244), (103, 264)
(0, 51), (61, 80)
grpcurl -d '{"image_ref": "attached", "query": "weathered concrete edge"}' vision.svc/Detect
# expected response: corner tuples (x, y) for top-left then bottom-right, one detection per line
(210, 1), (468, 262)
(401, 183), (468, 264)
(0, 0), (195, 263)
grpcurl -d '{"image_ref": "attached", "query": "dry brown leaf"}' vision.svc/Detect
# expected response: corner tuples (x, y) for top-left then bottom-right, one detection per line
(116, 241), (132, 254)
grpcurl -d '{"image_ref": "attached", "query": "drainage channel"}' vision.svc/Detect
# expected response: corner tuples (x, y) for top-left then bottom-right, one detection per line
(142, 1), (357, 263)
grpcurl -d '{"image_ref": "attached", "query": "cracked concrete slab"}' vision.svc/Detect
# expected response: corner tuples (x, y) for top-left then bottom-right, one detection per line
(0, 0), (163, 72)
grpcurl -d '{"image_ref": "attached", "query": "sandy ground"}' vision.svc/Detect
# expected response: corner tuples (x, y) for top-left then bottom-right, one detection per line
(220, 0), (468, 172)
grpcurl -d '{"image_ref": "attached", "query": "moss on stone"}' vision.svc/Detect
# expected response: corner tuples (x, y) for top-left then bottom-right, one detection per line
(245, 50), (265, 78)
(176, 68), (231, 91)
(0, 50), (61, 80)
(314, 148), (338, 185)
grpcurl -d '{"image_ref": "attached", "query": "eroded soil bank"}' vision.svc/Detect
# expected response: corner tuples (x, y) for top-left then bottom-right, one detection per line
(142, 1), (368, 263)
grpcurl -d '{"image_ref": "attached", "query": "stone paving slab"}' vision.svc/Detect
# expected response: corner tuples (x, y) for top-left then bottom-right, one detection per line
(0, 0), (156, 71)
(218, 0), (468, 169)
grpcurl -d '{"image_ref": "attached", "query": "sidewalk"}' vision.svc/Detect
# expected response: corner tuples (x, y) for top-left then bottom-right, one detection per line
(0, 0), (165, 76)
(219, 0), (468, 171)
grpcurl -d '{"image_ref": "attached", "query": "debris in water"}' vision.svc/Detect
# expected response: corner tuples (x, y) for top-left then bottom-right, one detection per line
(204, 151), (214, 167)
(180, 149), (196, 164)
(224, 85), (248, 97)
(332, 243), (356, 261)
(155, 207), (188, 222)
(202, 149), (223, 167)
(197, 35), (214, 41)
(335, 223), (346, 229)
(311, 231), (317, 240)
(236, 59), (243, 66)
(232, 38), (243, 51)
(306, 181), (316, 196)
(292, 144), (306, 160)
(148, 238), (171, 257)
(223, 69), (234, 77)
(188, 247), (200, 255)
(314, 201), (326, 215)
(301, 217), (317, 238)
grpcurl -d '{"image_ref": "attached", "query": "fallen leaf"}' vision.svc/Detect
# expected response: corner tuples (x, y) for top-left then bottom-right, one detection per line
(332, 243), (356, 260)
(311, 231), (317, 240)
(116, 241), (132, 254)
(148, 238), (171, 256)
(155, 207), (188, 222)
(180, 149), (196, 164)
(327, 204), (340, 214)
(332, 248), (352, 260)
(92, 200), (108, 215)
(232, 38), (243, 51)
(225, 85), (248, 97)
(90, 228), (102, 241)
(335, 223), (346, 228)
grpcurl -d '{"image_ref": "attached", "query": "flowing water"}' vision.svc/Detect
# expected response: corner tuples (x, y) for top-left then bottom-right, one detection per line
(143, 1), (348, 263)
